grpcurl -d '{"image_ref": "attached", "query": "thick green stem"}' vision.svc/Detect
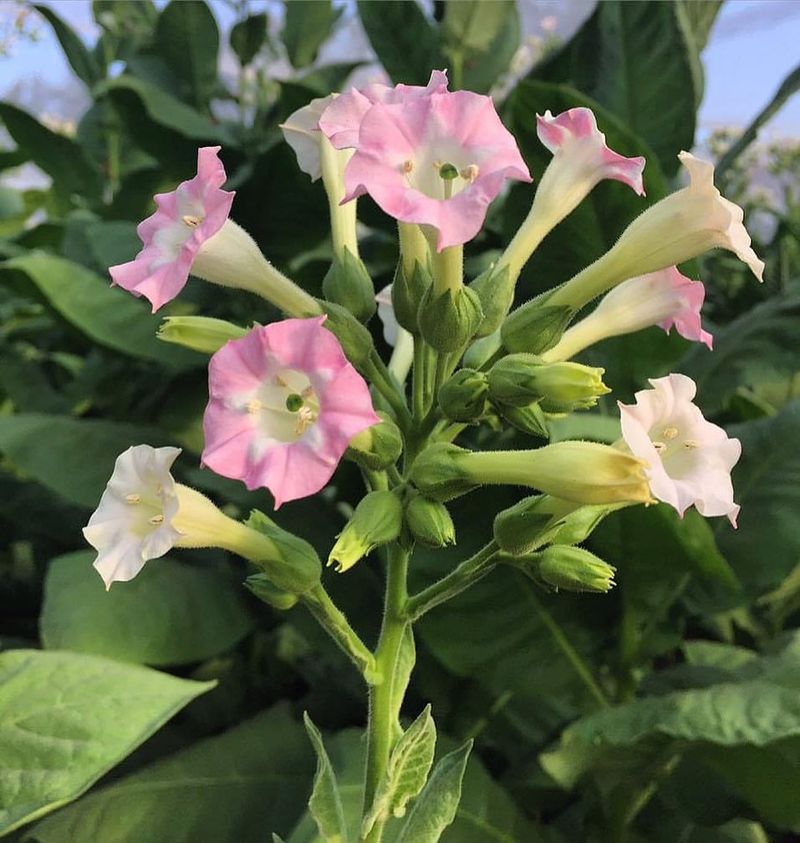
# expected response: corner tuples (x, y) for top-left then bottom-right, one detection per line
(406, 541), (499, 621)
(363, 545), (410, 842)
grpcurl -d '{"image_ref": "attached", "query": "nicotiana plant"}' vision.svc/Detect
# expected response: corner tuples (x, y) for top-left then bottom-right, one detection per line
(84, 70), (763, 843)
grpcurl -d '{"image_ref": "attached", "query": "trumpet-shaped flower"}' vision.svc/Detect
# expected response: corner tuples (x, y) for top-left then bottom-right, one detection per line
(280, 95), (334, 181)
(333, 90), (531, 250)
(202, 317), (380, 507)
(319, 70), (449, 151)
(544, 267), (713, 362)
(110, 147), (234, 311)
(619, 374), (741, 525)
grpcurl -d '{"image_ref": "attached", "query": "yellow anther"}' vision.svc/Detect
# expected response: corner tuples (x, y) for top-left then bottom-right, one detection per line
(182, 214), (201, 227)
(662, 426), (679, 440)
(274, 374), (288, 387)
(652, 441), (666, 453)
(295, 406), (317, 435)
(402, 160), (414, 174)
(460, 164), (479, 182)
(149, 514), (165, 525)
(125, 493), (141, 504)
(245, 399), (262, 414)
(683, 440), (699, 449)
(301, 386), (315, 399)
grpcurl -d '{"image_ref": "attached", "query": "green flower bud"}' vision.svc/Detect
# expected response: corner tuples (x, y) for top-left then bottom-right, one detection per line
(501, 301), (574, 354)
(319, 300), (375, 368)
(408, 443), (479, 502)
(322, 247), (377, 323)
(347, 411), (403, 470)
(405, 495), (456, 547)
(328, 490), (403, 572)
(494, 495), (621, 556)
(157, 316), (247, 354)
(488, 354), (610, 412)
(244, 509), (322, 594)
(469, 264), (514, 337)
(244, 572), (299, 610)
(529, 545), (616, 593)
(392, 258), (432, 334)
(496, 401), (549, 439)
(418, 285), (484, 352)
(438, 368), (489, 422)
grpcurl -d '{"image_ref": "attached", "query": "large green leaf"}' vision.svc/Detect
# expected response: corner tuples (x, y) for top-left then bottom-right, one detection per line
(230, 13), (268, 67)
(1, 252), (203, 369)
(30, 705), (314, 843)
(40, 551), (254, 666)
(155, 0), (220, 108)
(356, 1), (444, 86)
(34, 4), (103, 88)
(283, 0), (337, 69)
(0, 414), (170, 508)
(0, 104), (102, 202)
(303, 714), (348, 843)
(533, 1), (698, 175)
(0, 649), (213, 835)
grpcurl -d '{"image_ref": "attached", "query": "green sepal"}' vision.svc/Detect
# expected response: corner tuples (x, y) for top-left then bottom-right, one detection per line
(319, 300), (375, 368)
(243, 572), (299, 610)
(501, 300), (574, 354)
(392, 257), (432, 334)
(328, 490), (404, 572)
(245, 509), (322, 594)
(408, 443), (478, 502)
(417, 285), (483, 353)
(469, 263), (514, 337)
(346, 411), (403, 470)
(437, 368), (488, 422)
(322, 247), (377, 323)
(405, 495), (456, 547)
(496, 400), (550, 439)
(515, 545), (616, 593)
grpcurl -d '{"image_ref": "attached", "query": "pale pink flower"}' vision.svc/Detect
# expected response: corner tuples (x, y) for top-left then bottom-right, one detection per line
(336, 89), (531, 250)
(110, 147), (234, 311)
(202, 317), (380, 507)
(619, 374), (741, 526)
(280, 95), (334, 181)
(545, 267), (713, 361)
(318, 70), (449, 151)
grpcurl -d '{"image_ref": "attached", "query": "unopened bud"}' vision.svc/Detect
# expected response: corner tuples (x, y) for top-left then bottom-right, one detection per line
(438, 368), (488, 422)
(392, 259), (433, 334)
(501, 300), (574, 354)
(418, 285), (484, 352)
(328, 490), (403, 572)
(408, 443), (479, 502)
(244, 572), (299, 610)
(322, 248), (377, 323)
(496, 401), (549, 438)
(531, 545), (616, 593)
(157, 316), (248, 354)
(319, 301), (375, 368)
(488, 354), (610, 412)
(347, 411), (403, 470)
(469, 264), (514, 337)
(244, 509), (322, 594)
(405, 495), (456, 547)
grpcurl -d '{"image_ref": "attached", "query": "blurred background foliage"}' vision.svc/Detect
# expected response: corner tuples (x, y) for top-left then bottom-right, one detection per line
(0, 1), (799, 841)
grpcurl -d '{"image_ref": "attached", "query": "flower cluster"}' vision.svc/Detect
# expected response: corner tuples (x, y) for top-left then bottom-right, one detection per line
(86, 69), (758, 599)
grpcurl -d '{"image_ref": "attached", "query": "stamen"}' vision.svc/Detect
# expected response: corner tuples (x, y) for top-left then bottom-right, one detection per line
(295, 406), (317, 435)
(149, 514), (164, 525)
(652, 441), (666, 453)
(662, 426), (679, 440)
(246, 399), (262, 414)
(460, 164), (479, 182)
(182, 214), (201, 227)
(683, 440), (699, 449)
(274, 374), (288, 387)
(300, 386), (315, 399)
(125, 494), (141, 504)
(401, 160), (414, 174)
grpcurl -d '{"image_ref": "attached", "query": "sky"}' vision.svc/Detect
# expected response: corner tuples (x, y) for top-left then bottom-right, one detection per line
(0, 0), (799, 135)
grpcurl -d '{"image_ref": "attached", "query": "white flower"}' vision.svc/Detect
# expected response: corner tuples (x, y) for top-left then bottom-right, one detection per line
(280, 95), (334, 182)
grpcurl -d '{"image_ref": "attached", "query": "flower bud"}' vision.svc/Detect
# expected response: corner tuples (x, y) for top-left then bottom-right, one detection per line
(319, 301), (375, 368)
(244, 572), (299, 610)
(347, 411), (403, 470)
(438, 368), (489, 422)
(244, 509), (322, 594)
(157, 316), (247, 354)
(405, 495), (456, 547)
(469, 264), (514, 337)
(501, 300), (575, 354)
(328, 490), (403, 572)
(494, 494), (620, 555)
(488, 354), (610, 412)
(322, 248), (377, 323)
(530, 545), (616, 593)
(408, 443), (481, 501)
(391, 258), (432, 334)
(495, 401), (549, 439)
(418, 285), (484, 352)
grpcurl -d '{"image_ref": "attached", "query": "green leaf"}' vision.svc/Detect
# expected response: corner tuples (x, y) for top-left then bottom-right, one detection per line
(394, 741), (472, 843)
(0, 414), (170, 508)
(679, 294), (800, 416)
(675, 0), (723, 51)
(1, 252), (204, 370)
(230, 13), (267, 66)
(716, 402), (800, 596)
(363, 705), (436, 836)
(0, 649), (213, 835)
(283, 0), (337, 69)
(30, 705), (314, 843)
(34, 4), (103, 87)
(303, 714), (348, 843)
(533, 1), (698, 175)
(155, 0), (220, 108)
(442, 0), (509, 52)
(356, 1), (444, 85)
(41, 551), (254, 666)
(0, 103), (102, 201)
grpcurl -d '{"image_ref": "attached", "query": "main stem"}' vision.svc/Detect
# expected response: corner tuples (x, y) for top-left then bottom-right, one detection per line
(362, 543), (410, 843)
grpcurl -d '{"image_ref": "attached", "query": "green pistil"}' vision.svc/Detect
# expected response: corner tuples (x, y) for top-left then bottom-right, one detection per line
(285, 393), (304, 412)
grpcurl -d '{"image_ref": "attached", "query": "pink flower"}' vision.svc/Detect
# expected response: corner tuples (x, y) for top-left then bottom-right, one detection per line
(202, 317), (380, 507)
(619, 374), (741, 526)
(319, 70), (449, 151)
(110, 147), (234, 311)
(544, 267), (712, 362)
(332, 90), (531, 251)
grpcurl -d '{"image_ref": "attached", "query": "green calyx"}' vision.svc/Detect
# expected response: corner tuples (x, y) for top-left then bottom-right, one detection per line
(517, 545), (617, 593)
(347, 412), (404, 471)
(328, 490), (404, 572)
(322, 247), (377, 323)
(501, 299), (575, 354)
(469, 263), (514, 338)
(438, 368), (489, 422)
(417, 285), (484, 353)
(319, 300), (375, 368)
(392, 257), (433, 334)
(408, 443), (478, 502)
(405, 495), (456, 547)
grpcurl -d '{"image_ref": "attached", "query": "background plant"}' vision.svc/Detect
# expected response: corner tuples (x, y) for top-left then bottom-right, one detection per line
(0, 2), (799, 842)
